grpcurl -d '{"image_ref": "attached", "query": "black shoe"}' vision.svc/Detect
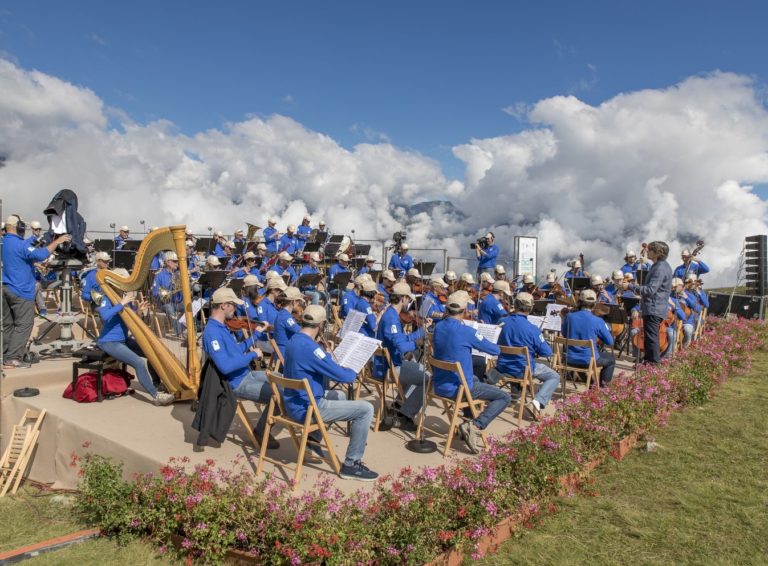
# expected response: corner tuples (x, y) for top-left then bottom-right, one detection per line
(306, 439), (326, 459)
(391, 413), (418, 432)
(254, 429), (280, 450)
(340, 461), (379, 482)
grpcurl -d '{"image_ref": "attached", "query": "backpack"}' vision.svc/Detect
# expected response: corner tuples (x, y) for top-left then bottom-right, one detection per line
(63, 369), (134, 403)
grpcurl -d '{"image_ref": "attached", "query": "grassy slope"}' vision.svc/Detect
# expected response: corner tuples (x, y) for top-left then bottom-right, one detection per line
(482, 351), (768, 566)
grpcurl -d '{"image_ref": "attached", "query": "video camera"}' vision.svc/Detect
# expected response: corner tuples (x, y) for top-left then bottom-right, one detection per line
(470, 237), (489, 250)
(388, 230), (407, 251)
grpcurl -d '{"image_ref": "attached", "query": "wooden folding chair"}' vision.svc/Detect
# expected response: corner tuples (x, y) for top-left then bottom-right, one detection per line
(417, 356), (487, 458)
(694, 308), (707, 340)
(232, 401), (263, 451)
(360, 347), (405, 431)
(267, 336), (284, 372)
(552, 336), (600, 396)
(675, 320), (685, 351)
(493, 345), (535, 427)
(256, 371), (341, 489)
(0, 409), (46, 497)
(330, 304), (343, 335)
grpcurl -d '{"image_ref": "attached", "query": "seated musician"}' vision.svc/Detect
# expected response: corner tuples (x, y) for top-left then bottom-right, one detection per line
(299, 251), (327, 306)
(114, 225), (130, 250)
(80, 251), (111, 304)
(279, 225), (300, 255)
(686, 273), (709, 322)
(283, 305), (378, 481)
(237, 275), (265, 320)
(561, 289), (615, 386)
(620, 250), (650, 275)
(232, 251), (260, 279)
(432, 291), (510, 454)
(340, 276), (362, 319)
(478, 271), (495, 295)
(565, 259), (586, 279)
(223, 241), (239, 270)
(233, 228), (246, 245)
(621, 272), (639, 298)
(388, 243), (414, 272)
(204, 254), (221, 271)
(358, 255), (376, 275)
(212, 231), (227, 258)
(422, 277), (448, 319)
(203, 287), (277, 449)
(444, 270), (458, 293)
(487, 292), (559, 420)
(268, 251), (298, 285)
(263, 218), (279, 255)
(494, 264), (507, 282)
(479, 280), (511, 325)
(151, 251), (183, 337)
(591, 274), (617, 304)
(185, 228), (197, 246)
(373, 281), (428, 432)
(405, 267), (421, 289)
(328, 253), (351, 296)
(671, 277), (699, 347)
(187, 240), (203, 282)
(96, 268), (175, 406)
(296, 215), (312, 251)
(354, 280), (380, 337)
(273, 286), (304, 359)
(663, 292), (688, 359)
(255, 242), (268, 263)
(674, 248), (710, 279)
(378, 269), (397, 302)
(257, 275), (287, 332)
(605, 270), (623, 296)
(520, 274), (537, 295)
(538, 272), (561, 298)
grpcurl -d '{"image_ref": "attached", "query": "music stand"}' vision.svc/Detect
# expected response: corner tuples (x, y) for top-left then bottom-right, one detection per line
(303, 241), (322, 253)
(353, 244), (371, 257)
(328, 235), (344, 244)
(113, 250), (136, 270)
(120, 240), (141, 252)
(94, 239), (113, 253)
(351, 258), (370, 270)
(621, 297), (640, 314)
(198, 270), (227, 291)
(309, 230), (328, 244)
(234, 241), (245, 255)
(227, 278), (245, 295)
(566, 276), (591, 292)
(636, 269), (649, 285)
(196, 237), (214, 254)
(324, 243), (341, 257)
(297, 273), (322, 289)
(329, 271), (352, 292)
(415, 262), (436, 277)
(369, 269), (381, 283)
(532, 300), (550, 316)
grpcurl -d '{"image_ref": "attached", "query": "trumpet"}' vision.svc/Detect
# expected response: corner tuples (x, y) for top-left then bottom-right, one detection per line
(158, 272), (182, 303)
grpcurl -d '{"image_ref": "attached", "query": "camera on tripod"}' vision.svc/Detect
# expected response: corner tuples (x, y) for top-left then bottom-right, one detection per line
(388, 230), (407, 251)
(470, 237), (489, 250)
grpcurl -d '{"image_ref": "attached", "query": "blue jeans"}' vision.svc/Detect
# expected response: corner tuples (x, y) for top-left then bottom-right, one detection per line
(532, 363), (560, 408)
(469, 381), (511, 430)
(683, 323), (694, 347)
(394, 360), (427, 420)
(304, 289), (329, 306)
(317, 390), (373, 466)
(162, 301), (183, 336)
(98, 338), (158, 398)
(233, 370), (273, 435)
(661, 326), (677, 359)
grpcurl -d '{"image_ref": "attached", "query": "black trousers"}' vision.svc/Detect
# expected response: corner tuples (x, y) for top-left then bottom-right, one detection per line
(643, 315), (663, 364)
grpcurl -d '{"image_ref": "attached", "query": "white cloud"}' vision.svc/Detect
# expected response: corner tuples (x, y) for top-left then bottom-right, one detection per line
(1, 60), (766, 285)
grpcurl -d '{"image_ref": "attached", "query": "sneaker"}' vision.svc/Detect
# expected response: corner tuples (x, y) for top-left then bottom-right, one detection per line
(340, 461), (379, 482)
(153, 392), (175, 406)
(3, 359), (32, 370)
(39, 309), (48, 317)
(525, 400), (542, 421)
(254, 429), (280, 450)
(305, 439), (326, 460)
(391, 413), (418, 432)
(458, 421), (480, 454)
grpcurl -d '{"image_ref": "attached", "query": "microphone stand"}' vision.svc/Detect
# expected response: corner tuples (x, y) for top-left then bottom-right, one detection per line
(406, 308), (437, 454)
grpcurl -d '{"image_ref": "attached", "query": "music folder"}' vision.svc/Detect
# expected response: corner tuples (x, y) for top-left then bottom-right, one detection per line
(227, 278), (245, 295)
(198, 270), (227, 289)
(635, 269), (649, 285)
(113, 250), (136, 270)
(196, 237), (214, 254)
(415, 261), (436, 276)
(566, 276), (591, 292)
(120, 240), (142, 252)
(303, 241), (322, 253)
(532, 299), (551, 316)
(620, 297), (640, 316)
(329, 234), (344, 244)
(297, 273), (322, 288)
(330, 271), (353, 290)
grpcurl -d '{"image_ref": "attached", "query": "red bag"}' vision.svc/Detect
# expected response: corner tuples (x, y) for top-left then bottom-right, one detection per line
(64, 369), (133, 403)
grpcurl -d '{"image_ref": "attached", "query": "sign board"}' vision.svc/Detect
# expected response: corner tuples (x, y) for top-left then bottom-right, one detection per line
(514, 236), (538, 280)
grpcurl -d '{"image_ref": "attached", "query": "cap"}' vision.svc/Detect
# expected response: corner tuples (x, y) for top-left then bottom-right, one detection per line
(391, 281), (414, 298)
(672, 277), (684, 286)
(318, 220), (326, 226)
(361, 280), (378, 293)
(446, 291), (470, 311)
(485, 232), (494, 240)
(243, 251), (256, 260)
(685, 273), (698, 282)
(30, 220), (41, 229)
(681, 248), (691, 256)
(337, 253), (350, 262)
(590, 274), (604, 285)
(492, 280), (512, 295)
(206, 255), (221, 266)
(120, 225), (129, 232)
(523, 274), (534, 284)
(4, 215), (20, 227)
(546, 273), (555, 283)
(164, 251), (178, 262)
(480, 272), (494, 284)
(460, 273), (475, 284)
(278, 251), (293, 262)
(354, 274), (370, 285)
(572, 260), (582, 268)
(185, 228), (194, 235)
(287, 224), (296, 232)
(515, 292), (534, 309)
(612, 270), (624, 280)
(265, 270), (280, 280)
(225, 240), (235, 248)
(235, 228), (244, 235)
(257, 243), (267, 251)
(267, 217), (277, 225)
(400, 243), (409, 250)
(302, 304), (326, 324)
(303, 214), (311, 221)
(212, 287), (244, 305)
(495, 265), (506, 274)
(282, 286), (303, 300)
(365, 255), (375, 262)
(431, 276), (448, 288)
(215, 230), (224, 237)
(624, 272), (635, 281)
(580, 289), (597, 303)
(382, 269), (397, 282)
(407, 268), (420, 277)
(185, 239), (195, 247)
(94, 251), (111, 262)
(310, 252), (321, 261)
(626, 249), (636, 258)
(444, 270), (457, 282)
(243, 275), (261, 287)
(267, 277), (288, 290)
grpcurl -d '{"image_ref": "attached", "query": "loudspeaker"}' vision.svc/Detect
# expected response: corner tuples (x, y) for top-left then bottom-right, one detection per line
(707, 292), (766, 320)
(745, 235), (767, 296)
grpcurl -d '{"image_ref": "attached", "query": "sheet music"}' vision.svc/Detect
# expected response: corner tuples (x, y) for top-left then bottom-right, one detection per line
(463, 320), (501, 359)
(543, 304), (566, 332)
(527, 315), (546, 330)
(419, 296), (436, 318)
(332, 331), (381, 374)
(179, 298), (207, 325)
(339, 309), (366, 339)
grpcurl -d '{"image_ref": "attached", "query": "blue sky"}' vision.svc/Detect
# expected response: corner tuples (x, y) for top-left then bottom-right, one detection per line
(1, 0), (767, 182)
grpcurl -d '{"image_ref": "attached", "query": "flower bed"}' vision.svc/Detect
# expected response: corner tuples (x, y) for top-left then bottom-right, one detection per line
(74, 318), (767, 565)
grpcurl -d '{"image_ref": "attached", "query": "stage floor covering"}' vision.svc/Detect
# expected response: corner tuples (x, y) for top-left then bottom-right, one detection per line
(1, 328), (637, 494)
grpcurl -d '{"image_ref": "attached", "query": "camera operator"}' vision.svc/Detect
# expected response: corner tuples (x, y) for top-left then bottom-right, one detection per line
(388, 242), (414, 272)
(2, 215), (71, 369)
(473, 232), (499, 278)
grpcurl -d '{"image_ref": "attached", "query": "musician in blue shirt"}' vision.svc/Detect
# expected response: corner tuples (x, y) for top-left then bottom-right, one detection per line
(475, 232), (499, 276)
(273, 287), (303, 359)
(232, 252), (261, 279)
(564, 260), (586, 279)
(236, 275), (264, 320)
(354, 281), (379, 337)
(358, 256), (376, 276)
(81, 251), (111, 303)
(388, 243), (414, 271)
(263, 218), (279, 255)
(296, 216), (312, 251)
(604, 270), (624, 297)
(561, 289), (615, 386)
(328, 253), (351, 297)
(591, 275), (617, 305)
(377, 270), (397, 303)
(673, 249), (710, 279)
(432, 291), (510, 454)
(283, 305), (377, 481)
(422, 277), (448, 319)
(478, 280), (510, 325)
(202, 287), (277, 449)
(114, 226), (130, 250)
(671, 277), (700, 347)
(487, 292), (560, 420)
(620, 250), (650, 275)
(299, 252), (327, 305)
(233, 229), (246, 245)
(212, 232), (227, 258)
(151, 251), (183, 336)
(340, 283), (358, 318)
(268, 252), (298, 285)
(278, 225), (300, 256)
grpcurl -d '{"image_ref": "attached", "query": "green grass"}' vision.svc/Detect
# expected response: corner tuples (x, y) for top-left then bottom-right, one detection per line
(481, 350), (768, 566)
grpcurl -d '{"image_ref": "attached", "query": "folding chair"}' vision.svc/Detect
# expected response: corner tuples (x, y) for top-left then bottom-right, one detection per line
(0, 409), (46, 497)
(417, 356), (487, 458)
(552, 336), (600, 396)
(694, 308), (707, 340)
(233, 401), (263, 452)
(256, 371), (341, 489)
(675, 320), (685, 351)
(330, 304), (343, 335)
(267, 336), (284, 372)
(360, 347), (405, 431)
(493, 345), (535, 427)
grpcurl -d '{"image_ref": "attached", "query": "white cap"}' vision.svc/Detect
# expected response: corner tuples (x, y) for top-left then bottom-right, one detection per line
(283, 286), (303, 301)
(287, 224), (296, 232)
(460, 273), (475, 284)
(265, 270), (281, 280)
(235, 228), (244, 234)
(391, 281), (415, 299)
(361, 280), (378, 293)
(431, 276), (448, 288)
(672, 277), (684, 286)
(400, 243), (409, 250)
(444, 270), (457, 282)
(30, 220), (42, 229)
(624, 272), (635, 281)
(206, 255), (221, 266)
(120, 225), (129, 232)
(492, 280), (512, 296)
(225, 240), (235, 248)
(354, 274), (372, 285)
(523, 274), (534, 284)
(302, 304), (327, 324)
(612, 270), (624, 280)
(407, 267), (420, 278)
(681, 248), (691, 256)
(186, 228), (194, 235)
(310, 252), (321, 261)
(337, 253), (350, 262)
(546, 273), (555, 283)
(243, 275), (261, 287)
(685, 273), (698, 282)
(572, 260), (581, 268)
(365, 255), (375, 262)
(382, 269), (397, 282)
(480, 272), (494, 284)
(485, 232), (494, 240)
(590, 274), (604, 285)
(303, 214), (311, 221)
(94, 251), (111, 262)
(446, 291), (470, 311)
(243, 251), (256, 260)
(580, 289), (597, 304)
(267, 217), (277, 225)
(164, 251), (178, 262)
(626, 249), (636, 258)
(495, 265), (505, 274)
(185, 239), (194, 247)
(278, 251), (293, 262)
(212, 287), (244, 306)
(257, 243), (267, 251)
(215, 230), (224, 238)
(267, 277), (288, 290)
(318, 220), (326, 226)
(515, 292), (535, 309)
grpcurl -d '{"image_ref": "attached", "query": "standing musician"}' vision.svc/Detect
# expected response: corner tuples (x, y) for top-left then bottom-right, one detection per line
(358, 256), (376, 275)
(232, 251), (261, 279)
(268, 251), (298, 285)
(233, 229), (246, 245)
(388, 243), (414, 272)
(273, 286), (304, 359)
(561, 289), (616, 386)
(494, 264), (507, 282)
(674, 248), (710, 279)
(97, 268), (176, 406)
(475, 232), (499, 277)
(296, 215), (312, 251)
(354, 280), (380, 337)
(591, 275), (617, 304)
(487, 292), (560, 420)
(478, 280), (511, 325)
(203, 287), (277, 449)
(621, 240), (672, 364)
(620, 249), (650, 275)
(432, 291), (510, 454)
(212, 231), (227, 258)
(114, 225), (130, 250)
(565, 259), (586, 279)
(283, 305), (378, 481)
(671, 277), (700, 347)
(299, 252), (326, 306)
(152, 251), (184, 337)
(373, 281), (429, 432)
(263, 218), (279, 255)
(278, 225), (300, 255)
(378, 269), (397, 302)
(81, 251), (111, 304)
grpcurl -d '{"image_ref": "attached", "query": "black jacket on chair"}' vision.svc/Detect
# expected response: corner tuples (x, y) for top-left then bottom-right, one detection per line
(43, 188), (88, 260)
(192, 358), (236, 446)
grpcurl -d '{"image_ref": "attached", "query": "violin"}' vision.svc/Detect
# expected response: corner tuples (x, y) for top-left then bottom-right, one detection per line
(225, 317), (264, 333)
(373, 291), (387, 312)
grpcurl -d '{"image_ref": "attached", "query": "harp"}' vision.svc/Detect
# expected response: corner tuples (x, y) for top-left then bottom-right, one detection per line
(96, 225), (200, 400)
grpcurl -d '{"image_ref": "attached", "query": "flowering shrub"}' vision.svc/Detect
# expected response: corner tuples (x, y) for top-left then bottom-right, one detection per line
(75, 318), (767, 564)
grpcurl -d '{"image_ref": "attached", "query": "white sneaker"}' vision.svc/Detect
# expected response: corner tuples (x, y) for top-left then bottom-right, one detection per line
(153, 392), (175, 406)
(459, 421), (480, 454)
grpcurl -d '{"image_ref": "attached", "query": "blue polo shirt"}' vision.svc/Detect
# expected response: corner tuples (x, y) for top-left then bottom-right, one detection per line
(496, 313), (552, 375)
(1, 233), (50, 300)
(97, 296), (129, 343)
(202, 318), (258, 389)
(477, 244), (499, 270)
(263, 227), (279, 253)
(478, 293), (507, 325)
(373, 305), (424, 379)
(273, 308), (301, 358)
(354, 296), (377, 337)
(561, 309), (614, 365)
(388, 253), (414, 271)
(341, 289), (357, 318)
(255, 297), (279, 327)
